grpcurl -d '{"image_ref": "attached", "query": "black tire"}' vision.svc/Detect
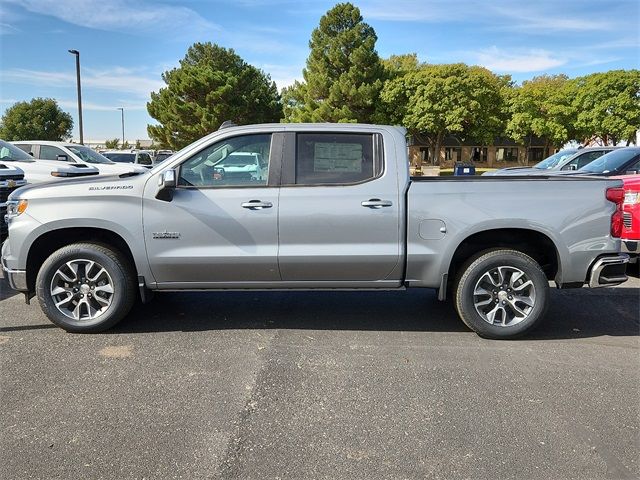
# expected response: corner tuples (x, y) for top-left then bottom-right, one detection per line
(36, 242), (136, 333)
(454, 249), (549, 339)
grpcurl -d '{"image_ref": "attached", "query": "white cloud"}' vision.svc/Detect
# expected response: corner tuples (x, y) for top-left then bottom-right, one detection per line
(0, 22), (20, 34)
(57, 99), (147, 111)
(489, 5), (615, 31)
(257, 63), (303, 90)
(472, 47), (566, 72)
(1, 67), (164, 98)
(3, 0), (215, 34)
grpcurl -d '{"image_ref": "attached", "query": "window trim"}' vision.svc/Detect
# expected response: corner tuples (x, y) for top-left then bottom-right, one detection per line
(281, 132), (385, 188)
(174, 132), (283, 190)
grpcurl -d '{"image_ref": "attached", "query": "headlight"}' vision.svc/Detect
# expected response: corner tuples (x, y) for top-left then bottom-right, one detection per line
(5, 199), (28, 220)
(624, 192), (640, 205)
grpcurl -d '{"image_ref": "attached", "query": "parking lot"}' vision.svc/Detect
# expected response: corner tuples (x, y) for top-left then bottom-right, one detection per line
(1, 275), (638, 480)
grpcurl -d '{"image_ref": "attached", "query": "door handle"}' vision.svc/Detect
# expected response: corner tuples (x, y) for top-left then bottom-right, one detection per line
(361, 199), (393, 209)
(241, 200), (273, 210)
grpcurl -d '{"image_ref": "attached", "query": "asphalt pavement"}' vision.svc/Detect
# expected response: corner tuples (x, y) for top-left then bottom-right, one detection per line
(1, 275), (638, 479)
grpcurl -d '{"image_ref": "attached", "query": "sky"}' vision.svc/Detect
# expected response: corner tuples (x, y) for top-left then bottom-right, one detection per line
(0, 0), (638, 141)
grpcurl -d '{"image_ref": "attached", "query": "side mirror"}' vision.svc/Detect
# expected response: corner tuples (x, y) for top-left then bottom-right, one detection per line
(56, 154), (68, 162)
(156, 169), (177, 201)
(567, 164), (577, 171)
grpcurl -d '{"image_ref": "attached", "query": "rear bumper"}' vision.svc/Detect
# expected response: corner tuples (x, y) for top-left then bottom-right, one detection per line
(588, 253), (629, 288)
(621, 240), (638, 255)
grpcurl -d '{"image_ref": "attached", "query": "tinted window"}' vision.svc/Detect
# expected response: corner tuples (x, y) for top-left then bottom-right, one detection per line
(625, 159), (640, 173)
(580, 149), (640, 174)
(178, 134), (271, 187)
(40, 145), (68, 161)
(295, 133), (377, 185)
(13, 144), (34, 155)
(138, 153), (153, 165)
(104, 153), (136, 163)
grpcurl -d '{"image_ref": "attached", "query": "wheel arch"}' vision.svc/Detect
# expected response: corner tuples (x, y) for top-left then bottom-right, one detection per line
(25, 227), (138, 293)
(447, 228), (561, 290)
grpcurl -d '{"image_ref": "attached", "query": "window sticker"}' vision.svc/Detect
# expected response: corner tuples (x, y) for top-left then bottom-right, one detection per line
(313, 142), (363, 173)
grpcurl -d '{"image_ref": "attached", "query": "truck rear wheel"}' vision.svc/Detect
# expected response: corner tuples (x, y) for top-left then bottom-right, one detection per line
(454, 249), (549, 339)
(36, 242), (136, 333)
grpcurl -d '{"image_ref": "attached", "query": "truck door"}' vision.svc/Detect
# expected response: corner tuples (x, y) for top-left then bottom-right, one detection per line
(277, 131), (402, 285)
(143, 132), (282, 287)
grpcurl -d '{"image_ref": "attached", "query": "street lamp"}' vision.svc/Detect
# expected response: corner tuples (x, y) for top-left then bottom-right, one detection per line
(117, 107), (125, 147)
(68, 49), (84, 144)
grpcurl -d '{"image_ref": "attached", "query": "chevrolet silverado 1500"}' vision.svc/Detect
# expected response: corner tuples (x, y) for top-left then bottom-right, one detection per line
(1, 123), (629, 338)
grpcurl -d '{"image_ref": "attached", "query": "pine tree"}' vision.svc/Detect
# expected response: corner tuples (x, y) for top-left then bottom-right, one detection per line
(147, 43), (283, 149)
(283, 3), (383, 123)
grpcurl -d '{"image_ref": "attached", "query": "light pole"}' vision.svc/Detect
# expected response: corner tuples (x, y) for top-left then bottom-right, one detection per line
(117, 107), (125, 147)
(68, 49), (84, 144)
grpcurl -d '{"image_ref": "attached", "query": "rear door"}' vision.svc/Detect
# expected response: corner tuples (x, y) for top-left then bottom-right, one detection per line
(277, 130), (402, 285)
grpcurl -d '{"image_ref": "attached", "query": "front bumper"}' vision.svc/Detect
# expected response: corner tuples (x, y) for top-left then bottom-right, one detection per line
(588, 253), (629, 288)
(1, 247), (27, 291)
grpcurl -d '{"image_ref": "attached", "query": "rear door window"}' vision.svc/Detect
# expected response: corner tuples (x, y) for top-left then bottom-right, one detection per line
(39, 145), (68, 161)
(294, 133), (380, 185)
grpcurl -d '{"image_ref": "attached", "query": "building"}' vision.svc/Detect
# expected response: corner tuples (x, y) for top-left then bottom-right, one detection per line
(408, 135), (553, 169)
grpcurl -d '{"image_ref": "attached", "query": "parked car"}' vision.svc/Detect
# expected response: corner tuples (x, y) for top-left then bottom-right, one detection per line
(212, 151), (268, 182)
(154, 150), (174, 164)
(0, 162), (26, 241)
(0, 139), (99, 184)
(101, 150), (154, 168)
(1, 123), (628, 338)
(612, 175), (640, 262)
(559, 147), (640, 177)
(484, 147), (619, 176)
(12, 141), (148, 175)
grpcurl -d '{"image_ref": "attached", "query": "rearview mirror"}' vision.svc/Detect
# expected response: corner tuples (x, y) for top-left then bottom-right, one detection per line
(56, 154), (68, 162)
(156, 169), (176, 201)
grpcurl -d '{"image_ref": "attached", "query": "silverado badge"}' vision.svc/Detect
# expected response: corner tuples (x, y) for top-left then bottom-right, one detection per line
(152, 231), (181, 239)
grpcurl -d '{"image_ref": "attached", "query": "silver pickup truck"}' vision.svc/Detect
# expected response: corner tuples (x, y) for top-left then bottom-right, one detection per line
(1, 123), (629, 338)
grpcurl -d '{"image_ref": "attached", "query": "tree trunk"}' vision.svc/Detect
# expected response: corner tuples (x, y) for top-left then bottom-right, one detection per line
(433, 132), (443, 166)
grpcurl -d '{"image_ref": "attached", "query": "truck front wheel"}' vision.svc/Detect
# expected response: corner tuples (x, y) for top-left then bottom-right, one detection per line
(454, 249), (549, 339)
(36, 242), (136, 333)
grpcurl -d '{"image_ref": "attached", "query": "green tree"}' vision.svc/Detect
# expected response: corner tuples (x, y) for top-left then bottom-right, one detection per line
(147, 42), (283, 150)
(381, 54), (421, 79)
(506, 75), (577, 151)
(0, 98), (73, 141)
(283, 3), (383, 123)
(381, 63), (510, 164)
(104, 138), (120, 149)
(121, 141), (131, 150)
(572, 70), (640, 145)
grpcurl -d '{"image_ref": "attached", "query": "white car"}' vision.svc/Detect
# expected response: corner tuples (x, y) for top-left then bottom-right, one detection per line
(214, 152), (268, 181)
(0, 140), (99, 183)
(101, 150), (154, 169)
(12, 141), (148, 175)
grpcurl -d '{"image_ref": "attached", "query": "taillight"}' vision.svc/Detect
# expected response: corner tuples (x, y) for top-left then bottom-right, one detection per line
(606, 187), (624, 237)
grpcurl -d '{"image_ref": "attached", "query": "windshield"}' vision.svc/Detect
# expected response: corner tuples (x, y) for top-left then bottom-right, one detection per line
(67, 145), (114, 164)
(534, 149), (577, 169)
(103, 152), (136, 163)
(154, 153), (173, 163)
(0, 140), (35, 162)
(579, 149), (640, 174)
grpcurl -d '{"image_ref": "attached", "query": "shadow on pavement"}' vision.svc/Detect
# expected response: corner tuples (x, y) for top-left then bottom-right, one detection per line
(0, 277), (19, 301)
(106, 288), (639, 340)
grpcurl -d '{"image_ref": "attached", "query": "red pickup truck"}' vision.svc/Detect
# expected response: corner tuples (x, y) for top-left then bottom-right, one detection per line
(615, 175), (640, 261)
